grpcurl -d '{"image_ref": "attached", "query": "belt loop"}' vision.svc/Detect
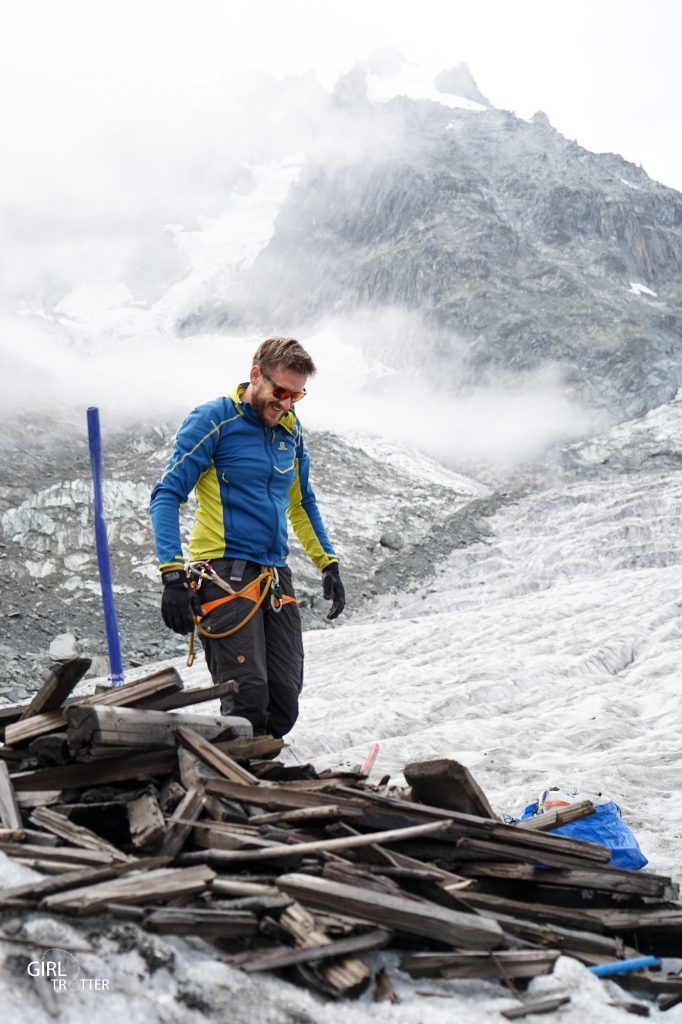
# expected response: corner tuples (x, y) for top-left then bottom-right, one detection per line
(229, 559), (246, 583)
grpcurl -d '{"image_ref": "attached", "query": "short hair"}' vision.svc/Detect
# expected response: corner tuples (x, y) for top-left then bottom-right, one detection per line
(252, 337), (317, 376)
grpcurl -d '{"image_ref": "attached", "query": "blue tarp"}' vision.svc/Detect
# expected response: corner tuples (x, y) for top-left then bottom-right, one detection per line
(518, 800), (648, 870)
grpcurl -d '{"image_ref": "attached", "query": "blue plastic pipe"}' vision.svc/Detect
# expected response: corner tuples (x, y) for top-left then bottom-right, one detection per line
(590, 956), (661, 977)
(87, 407), (125, 686)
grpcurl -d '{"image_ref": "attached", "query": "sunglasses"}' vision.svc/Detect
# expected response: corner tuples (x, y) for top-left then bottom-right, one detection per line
(261, 370), (306, 403)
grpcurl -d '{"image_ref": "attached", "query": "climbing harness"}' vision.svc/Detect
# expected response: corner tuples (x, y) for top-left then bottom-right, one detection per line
(184, 560), (294, 666)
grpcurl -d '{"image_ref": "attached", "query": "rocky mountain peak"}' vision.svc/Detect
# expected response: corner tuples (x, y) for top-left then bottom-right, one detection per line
(435, 62), (491, 107)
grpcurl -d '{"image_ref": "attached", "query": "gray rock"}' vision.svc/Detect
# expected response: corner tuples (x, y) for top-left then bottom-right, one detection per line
(380, 531), (405, 551)
(49, 632), (78, 660)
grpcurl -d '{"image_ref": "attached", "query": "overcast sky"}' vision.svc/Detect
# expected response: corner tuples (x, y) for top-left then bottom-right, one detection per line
(3, 0), (680, 190)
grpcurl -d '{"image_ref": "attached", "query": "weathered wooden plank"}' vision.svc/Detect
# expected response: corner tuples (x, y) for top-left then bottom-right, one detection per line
(177, 726), (258, 785)
(239, 927), (392, 973)
(277, 873), (505, 950)
(204, 777), (361, 812)
(0, 761), (22, 830)
(42, 864), (216, 914)
(139, 681), (236, 712)
(501, 996), (571, 1019)
(18, 657), (92, 721)
(248, 805), (365, 826)
(448, 888), (602, 937)
(144, 907), (259, 937)
(404, 758), (496, 819)
(0, 857), (170, 906)
(456, 835), (611, 870)
(161, 786), (205, 858)
(127, 789), (166, 850)
(459, 860), (675, 899)
(0, 841), (116, 866)
(400, 950), (560, 980)
(180, 817), (466, 866)
(515, 801), (594, 831)
(29, 806), (133, 862)
(214, 736), (285, 760)
(11, 749), (177, 791)
(66, 706), (252, 756)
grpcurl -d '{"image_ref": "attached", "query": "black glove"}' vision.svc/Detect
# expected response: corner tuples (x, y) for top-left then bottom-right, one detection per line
(161, 570), (195, 634)
(322, 563), (345, 620)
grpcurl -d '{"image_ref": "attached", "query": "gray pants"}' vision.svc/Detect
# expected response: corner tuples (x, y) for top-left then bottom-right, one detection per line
(197, 559), (304, 738)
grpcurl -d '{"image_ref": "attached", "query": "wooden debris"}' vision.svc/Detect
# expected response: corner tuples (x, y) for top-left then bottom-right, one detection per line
(177, 726), (259, 785)
(4, 667), (184, 747)
(144, 906), (259, 937)
(405, 758), (496, 819)
(18, 656), (92, 721)
(0, 685), (677, 1006)
(127, 789), (166, 850)
(400, 950), (560, 980)
(161, 785), (205, 858)
(42, 864), (216, 914)
(279, 900), (372, 999)
(66, 706), (251, 757)
(0, 761), (22, 830)
(515, 800), (594, 831)
(29, 806), (133, 862)
(139, 680), (236, 712)
(373, 966), (400, 1003)
(276, 873), (505, 949)
(501, 995), (571, 1019)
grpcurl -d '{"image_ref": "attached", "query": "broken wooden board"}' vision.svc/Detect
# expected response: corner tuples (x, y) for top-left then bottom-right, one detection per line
(400, 950), (560, 980)
(177, 726), (259, 785)
(29, 806), (133, 862)
(139, 681), (236, 712)
(0, 761), (22, 830)
(237, 927), (392, 973)
(42, 864), (216, 914)
(66, 706), (252, 756)
(0, 857), (170, 907)
(127, 789), (166, 850)
(515, 800), (594, 831)
(501, 995), (571, 1019)
(144, 906), (259, 937)
(458, 860), (676, 900)
(11, 749), (177, 791)
(279, 900), (372, 999)
(404, 758), (496, 819)
(160, 785), (205, 858)
(18, 657), (92, 721)
(180, 817), (467, 866)
(276, 872), (505, 949)
(214, 736), (285, 760)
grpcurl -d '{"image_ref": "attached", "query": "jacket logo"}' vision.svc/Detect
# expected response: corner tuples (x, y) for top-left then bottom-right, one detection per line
(278, 442), (287, 450)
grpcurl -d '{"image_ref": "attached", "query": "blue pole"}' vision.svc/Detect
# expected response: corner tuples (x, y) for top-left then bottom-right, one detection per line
(87, 407), (125, 686)
(590, 956), (661, 978)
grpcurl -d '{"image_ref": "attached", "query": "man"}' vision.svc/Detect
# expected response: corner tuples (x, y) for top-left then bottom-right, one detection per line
(150, 337), (345, 738)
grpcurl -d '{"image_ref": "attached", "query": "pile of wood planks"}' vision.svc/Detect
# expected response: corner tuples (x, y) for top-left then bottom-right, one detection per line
(1, 658), (681, 1012)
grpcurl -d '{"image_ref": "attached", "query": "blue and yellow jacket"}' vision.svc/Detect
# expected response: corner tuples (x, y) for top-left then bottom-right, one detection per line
(150, 384), (337, 572)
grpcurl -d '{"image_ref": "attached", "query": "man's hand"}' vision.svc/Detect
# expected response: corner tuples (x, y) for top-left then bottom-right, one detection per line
(161, 571), (195, 634)
(322, 563), (345, 620)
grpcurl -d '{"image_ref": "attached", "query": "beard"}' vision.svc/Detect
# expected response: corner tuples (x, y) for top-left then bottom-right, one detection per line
(250, 386), (285, 426)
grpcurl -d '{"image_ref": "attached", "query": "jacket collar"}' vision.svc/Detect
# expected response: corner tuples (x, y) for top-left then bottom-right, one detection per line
(229, 383), (297, 435)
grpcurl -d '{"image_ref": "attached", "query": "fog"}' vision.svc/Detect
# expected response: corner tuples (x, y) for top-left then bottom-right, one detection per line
(0, 8), (621, 473)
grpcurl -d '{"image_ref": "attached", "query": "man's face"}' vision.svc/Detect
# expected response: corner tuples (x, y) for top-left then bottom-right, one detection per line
(249, 364), (308, 427)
